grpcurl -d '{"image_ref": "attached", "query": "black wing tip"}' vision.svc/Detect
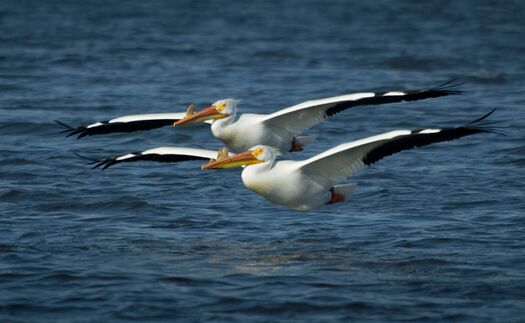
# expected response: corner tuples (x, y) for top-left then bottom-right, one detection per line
(73, 152), (117, 170)
(419, 78), (467, 96)
(465, 108), (496, 126)
(77, 132), (89, 139)
(56, 120), (90, 139)
(375, 80), (466, 100)
(74, 152), (96, 162)
(55, 120), (73, 129)
(429, 88), (465, 96)
(101, 160), (116, 170)
(463, 108), (505, 135)
(91, 159), (116, 170)
(433, 78), (466, 90)
(426, 78), (466, 95)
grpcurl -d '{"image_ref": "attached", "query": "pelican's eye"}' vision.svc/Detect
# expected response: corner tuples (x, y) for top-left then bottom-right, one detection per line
(252, 147), (264, 157)
(215, 102), (227, 112)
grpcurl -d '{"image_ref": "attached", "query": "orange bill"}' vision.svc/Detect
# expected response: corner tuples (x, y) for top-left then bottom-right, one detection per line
(201, 151), (262, 169)
(173, 105), (226, 126)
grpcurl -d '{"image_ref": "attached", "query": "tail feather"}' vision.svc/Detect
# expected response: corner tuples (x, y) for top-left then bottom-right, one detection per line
(334, 183), (358, 200)
(295, 135), (317, 148)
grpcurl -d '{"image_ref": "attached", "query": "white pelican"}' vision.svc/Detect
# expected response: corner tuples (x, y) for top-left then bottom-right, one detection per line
(59, 81), (463, 153)
(200, 110), (497, 211)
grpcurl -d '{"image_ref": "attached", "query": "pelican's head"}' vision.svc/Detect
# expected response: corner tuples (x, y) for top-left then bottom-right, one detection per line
(173, 99), (240, 127)
(201, 145), (278, 169)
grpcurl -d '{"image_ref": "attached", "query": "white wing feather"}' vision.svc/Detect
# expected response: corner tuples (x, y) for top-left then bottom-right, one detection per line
(108, 113), (188, 124)
(105, 113), (213, 125)
(298, 130), (411, 182)
(118, 147), (224, 161)
(260, 93), (375, 136)
(91, 146), (231, 169)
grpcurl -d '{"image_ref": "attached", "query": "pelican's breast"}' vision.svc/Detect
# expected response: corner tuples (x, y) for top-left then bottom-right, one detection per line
(225, 114), (270, 151)
(242, 161), (326, 210)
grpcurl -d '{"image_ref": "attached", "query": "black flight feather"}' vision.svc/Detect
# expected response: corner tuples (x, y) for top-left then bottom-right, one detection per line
(362, 109), (498, 166)
(325, 80), (465, 117)
(57, 119), (179, 139)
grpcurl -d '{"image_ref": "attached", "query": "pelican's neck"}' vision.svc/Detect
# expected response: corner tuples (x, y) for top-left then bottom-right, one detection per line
(241, 159), (276, 193)
(214, 113), (236, 128)
(211, 113), (236, 142)
(243, 159), (274, 176)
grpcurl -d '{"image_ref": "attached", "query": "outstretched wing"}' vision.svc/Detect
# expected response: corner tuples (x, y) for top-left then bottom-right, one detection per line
(57, 112), (211, 139)
(261, 80), (464, 137)
(298, 109), (497, 182)
(79, 147), (223, 170)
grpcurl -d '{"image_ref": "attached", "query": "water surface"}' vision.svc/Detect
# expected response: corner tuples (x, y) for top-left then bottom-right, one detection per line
(1, 1), (524, 321)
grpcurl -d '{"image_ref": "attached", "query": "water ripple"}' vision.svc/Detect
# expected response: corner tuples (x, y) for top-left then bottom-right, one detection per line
(1, 0), (524, 322)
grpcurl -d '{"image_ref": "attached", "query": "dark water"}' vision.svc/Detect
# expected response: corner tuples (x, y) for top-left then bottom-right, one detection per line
(1, 0), (524, 321)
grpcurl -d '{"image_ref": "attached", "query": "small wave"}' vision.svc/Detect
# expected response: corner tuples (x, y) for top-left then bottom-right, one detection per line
(0, 272), (32, 279)
(37, 197), (152, 213)
(0, 243), (14, 252)
(392, 237), (464, 248)
(0, 158), (39, 166)
(160, 276), (232, 287)
(220, 300), (372, 315)
(442, 198), (501, 210)
(39, 272), (82, 282)
(383, 56), (439, 71)
(49, 54), (101, 66)
(307, 282), (349, 289)
(0, 189), (25, 201)
(0, 84), (28, 92)
(464, 72), (507, 85)
(0, 122), (50, 136)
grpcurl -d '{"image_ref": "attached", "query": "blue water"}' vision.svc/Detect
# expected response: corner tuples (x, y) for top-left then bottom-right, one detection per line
(1, 0), (524, 321)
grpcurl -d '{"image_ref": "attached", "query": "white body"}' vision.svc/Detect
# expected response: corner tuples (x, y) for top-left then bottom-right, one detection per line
(241, 160), (334, 211)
